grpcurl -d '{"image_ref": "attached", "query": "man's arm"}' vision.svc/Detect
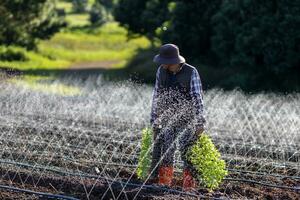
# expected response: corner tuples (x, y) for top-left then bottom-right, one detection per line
(190, 68), (205, 132)
(150, 66), (161, 125)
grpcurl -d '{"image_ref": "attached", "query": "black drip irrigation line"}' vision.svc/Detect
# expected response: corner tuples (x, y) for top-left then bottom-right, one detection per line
(108, 181), (228, 200)
(91, 161), (300, 180)
(224, 178), (300, 191)
(102, 178), (228, 200)
(0, 160), (221, 199)
(0, 159), (300, 194)
(0, 184), (79, 200)
(227, 168), (300, 180)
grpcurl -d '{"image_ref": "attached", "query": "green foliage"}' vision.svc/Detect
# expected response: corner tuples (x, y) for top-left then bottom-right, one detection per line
(56, 1), (73, 14)
(114, 0), (147, 36)
(65, 13), (91, 27)
(114, 0), (171, 40)
(1, 22), (150, 71)
(188, 133), (228, 190)
(0, 45), (70, 70)
(0, 46), (27, 61)
(98, 0), (115, 11)
(0, 0), (65, 49)
(161, 0), (220, 58)
(38, 22), (150, 66)
(211, 0), (300, 91)
(72, 0), (88, 13)
(113, 0), (300, 92)
(137, 127), (152, 180)
(89, 1), (109, 26)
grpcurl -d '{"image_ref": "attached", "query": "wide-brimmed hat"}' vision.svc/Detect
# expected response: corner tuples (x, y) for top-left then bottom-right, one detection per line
(153, 44), (185, 64)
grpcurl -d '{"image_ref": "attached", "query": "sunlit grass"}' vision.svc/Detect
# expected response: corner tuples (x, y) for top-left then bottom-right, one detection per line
(56, 0), (96, 15)
(56, 1), (73, 13)
(0, 46), (70, 70)
(65, 14), (91, 27)
(0, 22), (150, 71)
(38, 22), (151, 68)
(9, 75), (82, 96)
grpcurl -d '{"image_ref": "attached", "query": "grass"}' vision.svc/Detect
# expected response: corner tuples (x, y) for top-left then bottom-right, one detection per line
(0, 46), (70, 70)
(38, 22), (150, 68)
(56, 1), (73, 13)
(9, 75), (82, 96)
(0, 23), (150, 71)
(65, 14), (91, 27)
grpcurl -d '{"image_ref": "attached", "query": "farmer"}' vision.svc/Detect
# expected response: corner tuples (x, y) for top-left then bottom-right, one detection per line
(149, 44), (205, 191)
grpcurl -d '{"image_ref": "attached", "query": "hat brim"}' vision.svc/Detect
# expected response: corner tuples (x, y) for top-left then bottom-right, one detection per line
(153, 54), (185, 64)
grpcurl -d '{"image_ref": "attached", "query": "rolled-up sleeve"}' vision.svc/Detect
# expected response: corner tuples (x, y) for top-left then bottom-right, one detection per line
(190, 68), (205, 126)
(150, 67), (161, 125)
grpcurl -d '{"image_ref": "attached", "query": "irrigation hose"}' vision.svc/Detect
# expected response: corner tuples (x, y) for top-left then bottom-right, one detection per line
(0, 160), (223, 199)
(0, 159), (299, 193)
(227, 168), (300, 180)
(0, 184), (79, 200)
(224, 178), (300, 191)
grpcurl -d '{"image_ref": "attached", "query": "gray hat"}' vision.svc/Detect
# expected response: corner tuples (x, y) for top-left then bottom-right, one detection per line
(153, 44), (185, 64)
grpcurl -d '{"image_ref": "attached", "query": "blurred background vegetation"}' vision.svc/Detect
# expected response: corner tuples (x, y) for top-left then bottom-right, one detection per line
(0, 0), (299, 93)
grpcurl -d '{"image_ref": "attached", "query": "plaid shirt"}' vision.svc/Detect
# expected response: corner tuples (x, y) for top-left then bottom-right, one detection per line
(150, 64), (205, 126)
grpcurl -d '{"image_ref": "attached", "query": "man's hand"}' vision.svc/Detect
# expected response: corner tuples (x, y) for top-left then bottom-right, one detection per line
(152, 118), (162, 130)
(195, 125), (204, 136)
(151, 119), (162, 139)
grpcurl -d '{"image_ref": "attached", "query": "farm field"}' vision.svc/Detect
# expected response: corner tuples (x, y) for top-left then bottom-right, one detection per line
(0, 75), (299, 199)
(1, 0), (299, 199)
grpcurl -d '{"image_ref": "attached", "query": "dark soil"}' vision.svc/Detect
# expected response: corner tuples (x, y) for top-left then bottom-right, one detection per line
(0, 114), (299, 199)
(0, 166), (299, 200)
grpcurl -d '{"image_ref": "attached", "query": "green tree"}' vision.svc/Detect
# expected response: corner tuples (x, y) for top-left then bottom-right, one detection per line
(89, 0), (118, 25)
(114, 0), (171, 41)
(90, 1), (108, 25)
(161, 0), (220, 59)
(72, 0), (88, 13)
(113, 0), (300, 92)
(211, 0), (300, 91)
(114, 0), (148, 37)
(99, 0), (115, 12)
(0, 0), (65, 49)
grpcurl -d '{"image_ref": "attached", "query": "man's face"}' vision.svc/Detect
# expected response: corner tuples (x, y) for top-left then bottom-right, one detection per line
(162, 64), (178, 70)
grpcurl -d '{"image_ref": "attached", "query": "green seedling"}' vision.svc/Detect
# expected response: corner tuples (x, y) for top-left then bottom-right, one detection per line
(137, 127), (152, 180)
(188, 133), (228, 190)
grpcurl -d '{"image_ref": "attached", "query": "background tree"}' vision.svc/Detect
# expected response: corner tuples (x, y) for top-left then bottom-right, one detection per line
(161, 0), (220, 60)
(72, 0), (88, 13)
(90, 1), (108, 26)
(114, 0), (171, 41)
(90, 0), (118, 26)
(0, 0), (65, 50)
(114, 0), (148, 37)
(113, 0), (300, 92)
(211, 0), (300, 91)
(99, 0), (115, 12)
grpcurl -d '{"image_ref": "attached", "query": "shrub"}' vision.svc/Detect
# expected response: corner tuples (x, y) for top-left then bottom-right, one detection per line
(137, 127), (152, 180)
(0, 46), (27, 61)
(89, 2), (107, 26)
(0, 0), (65, 49)
(72, 0), (88, 13)
(187, 133), (228, 190)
